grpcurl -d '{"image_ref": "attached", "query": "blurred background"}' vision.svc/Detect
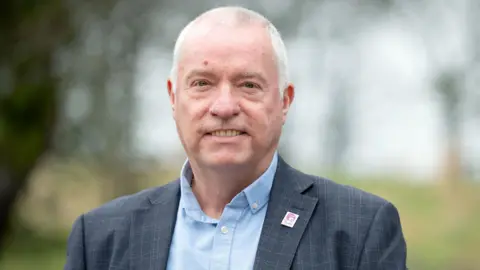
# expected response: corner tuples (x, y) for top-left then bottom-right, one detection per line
(1, 0), (479, 269)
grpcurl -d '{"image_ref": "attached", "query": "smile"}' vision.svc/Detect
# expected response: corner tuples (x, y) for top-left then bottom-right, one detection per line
(209, 129), (246, 137)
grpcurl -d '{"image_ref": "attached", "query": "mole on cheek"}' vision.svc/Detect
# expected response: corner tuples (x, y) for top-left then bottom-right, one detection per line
(203, 60), (208, 66)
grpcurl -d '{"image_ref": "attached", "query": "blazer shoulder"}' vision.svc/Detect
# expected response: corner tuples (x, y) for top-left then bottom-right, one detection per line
(83, 179), (180, 220)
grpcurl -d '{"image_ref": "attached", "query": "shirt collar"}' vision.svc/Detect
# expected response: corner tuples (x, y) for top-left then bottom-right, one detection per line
(179, 152), (278, 215)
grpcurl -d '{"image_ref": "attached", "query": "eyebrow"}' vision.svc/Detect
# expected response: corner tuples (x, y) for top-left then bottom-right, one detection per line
(232, 71), (268, 85)
(184, 69), (269, 85)
(184, 69), (216, 82)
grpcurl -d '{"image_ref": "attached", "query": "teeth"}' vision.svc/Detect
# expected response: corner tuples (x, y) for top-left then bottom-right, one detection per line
(211, 130), (242, 137)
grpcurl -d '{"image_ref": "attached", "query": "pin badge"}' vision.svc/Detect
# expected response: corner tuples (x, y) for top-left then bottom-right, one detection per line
(281, 211), (299, 228)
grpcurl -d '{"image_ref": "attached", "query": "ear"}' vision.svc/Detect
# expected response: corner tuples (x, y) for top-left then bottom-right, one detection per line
(167, 79), (176, 117)
(281, 83), (295, 124)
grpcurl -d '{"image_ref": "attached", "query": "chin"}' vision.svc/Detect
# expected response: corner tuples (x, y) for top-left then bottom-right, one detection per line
(201, 151), (251, 167)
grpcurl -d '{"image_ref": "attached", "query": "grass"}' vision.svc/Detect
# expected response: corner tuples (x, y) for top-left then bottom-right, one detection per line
(1, 169), (479, 270)
(1, 225), (67, 269)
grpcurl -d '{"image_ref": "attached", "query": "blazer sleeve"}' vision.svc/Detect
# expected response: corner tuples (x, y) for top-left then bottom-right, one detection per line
(64, 214), (87, 270)
(357, 202), (407, 270)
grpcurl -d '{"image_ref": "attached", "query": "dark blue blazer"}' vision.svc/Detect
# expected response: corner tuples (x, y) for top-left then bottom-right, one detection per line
(64, 156), (407, 269)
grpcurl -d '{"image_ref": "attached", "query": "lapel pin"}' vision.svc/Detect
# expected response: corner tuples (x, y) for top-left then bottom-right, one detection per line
(281, 211), (299, 228)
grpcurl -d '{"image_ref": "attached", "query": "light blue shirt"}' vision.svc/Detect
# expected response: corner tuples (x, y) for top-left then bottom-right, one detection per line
(166, 152), (278, 270)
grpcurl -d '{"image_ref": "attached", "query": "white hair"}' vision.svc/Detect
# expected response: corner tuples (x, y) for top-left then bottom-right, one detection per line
(169, 6), (289, 93)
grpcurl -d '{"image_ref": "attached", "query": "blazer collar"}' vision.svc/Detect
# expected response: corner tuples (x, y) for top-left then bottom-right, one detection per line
(130, 179), (180, 270)
(253, 156), (318, 270)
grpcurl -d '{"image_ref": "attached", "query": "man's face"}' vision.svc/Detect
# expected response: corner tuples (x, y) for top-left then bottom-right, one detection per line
(168, 22), (294, 169)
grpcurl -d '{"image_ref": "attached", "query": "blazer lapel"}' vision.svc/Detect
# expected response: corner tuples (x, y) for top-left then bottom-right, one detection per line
(254, 157), (318, 270)
(130, 180), (180, 270)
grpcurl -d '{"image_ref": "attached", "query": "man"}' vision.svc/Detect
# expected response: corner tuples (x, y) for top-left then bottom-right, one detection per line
(64, 6), (407, 270)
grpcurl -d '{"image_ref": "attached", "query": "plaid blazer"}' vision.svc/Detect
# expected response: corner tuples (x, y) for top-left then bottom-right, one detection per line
(64, 156), (407, 270)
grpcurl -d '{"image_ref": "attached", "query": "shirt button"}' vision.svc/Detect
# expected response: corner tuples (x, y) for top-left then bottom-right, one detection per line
(220, 226), (229, 234)
(252, 202), (258, 209)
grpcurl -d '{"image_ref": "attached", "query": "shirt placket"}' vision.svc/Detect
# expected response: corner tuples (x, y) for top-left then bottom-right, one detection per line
(209, 205), (245, 270)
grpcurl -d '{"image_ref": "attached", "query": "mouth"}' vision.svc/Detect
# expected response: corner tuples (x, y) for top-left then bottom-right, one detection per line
(207, 129), (247, 137)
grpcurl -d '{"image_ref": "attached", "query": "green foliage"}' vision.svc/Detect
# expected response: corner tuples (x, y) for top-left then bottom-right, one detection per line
(0, 0), (72, 175)
(0, 0), (73, 254)
(0, 79), (56, 174)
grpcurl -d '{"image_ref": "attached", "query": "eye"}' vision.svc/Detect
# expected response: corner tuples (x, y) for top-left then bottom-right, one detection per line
(241, 81), (260, 89)
(192, 80), (210, 87)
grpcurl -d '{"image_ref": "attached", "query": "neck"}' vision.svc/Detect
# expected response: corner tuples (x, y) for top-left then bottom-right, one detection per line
(189, 153), (275, 219)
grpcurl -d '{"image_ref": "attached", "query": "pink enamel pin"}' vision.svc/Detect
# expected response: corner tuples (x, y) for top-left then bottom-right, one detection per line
(281, 211), (299, 228)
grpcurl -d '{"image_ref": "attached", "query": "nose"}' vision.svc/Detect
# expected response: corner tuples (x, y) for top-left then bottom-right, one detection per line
(209, 84), (240, 119)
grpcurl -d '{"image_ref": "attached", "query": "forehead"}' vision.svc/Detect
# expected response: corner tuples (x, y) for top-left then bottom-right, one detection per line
(178, 23), (277, 79)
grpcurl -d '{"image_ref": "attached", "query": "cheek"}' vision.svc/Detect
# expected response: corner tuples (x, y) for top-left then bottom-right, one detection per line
(247, 105), (281, 133)
(263, 100), (282, 121)
(176, 99), (209, 132)
(178, 96), (206, 117)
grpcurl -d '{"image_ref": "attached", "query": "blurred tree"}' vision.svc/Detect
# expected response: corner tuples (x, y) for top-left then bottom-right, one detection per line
(465, 0), (480, 180)
(468, 0), (480, 118)
(325, 79), (351, 170)
(55, 0), (157, 200)
(0, 0), (72, 252)
(435, 70), (465, 183)
(419, 1), (470, 183)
